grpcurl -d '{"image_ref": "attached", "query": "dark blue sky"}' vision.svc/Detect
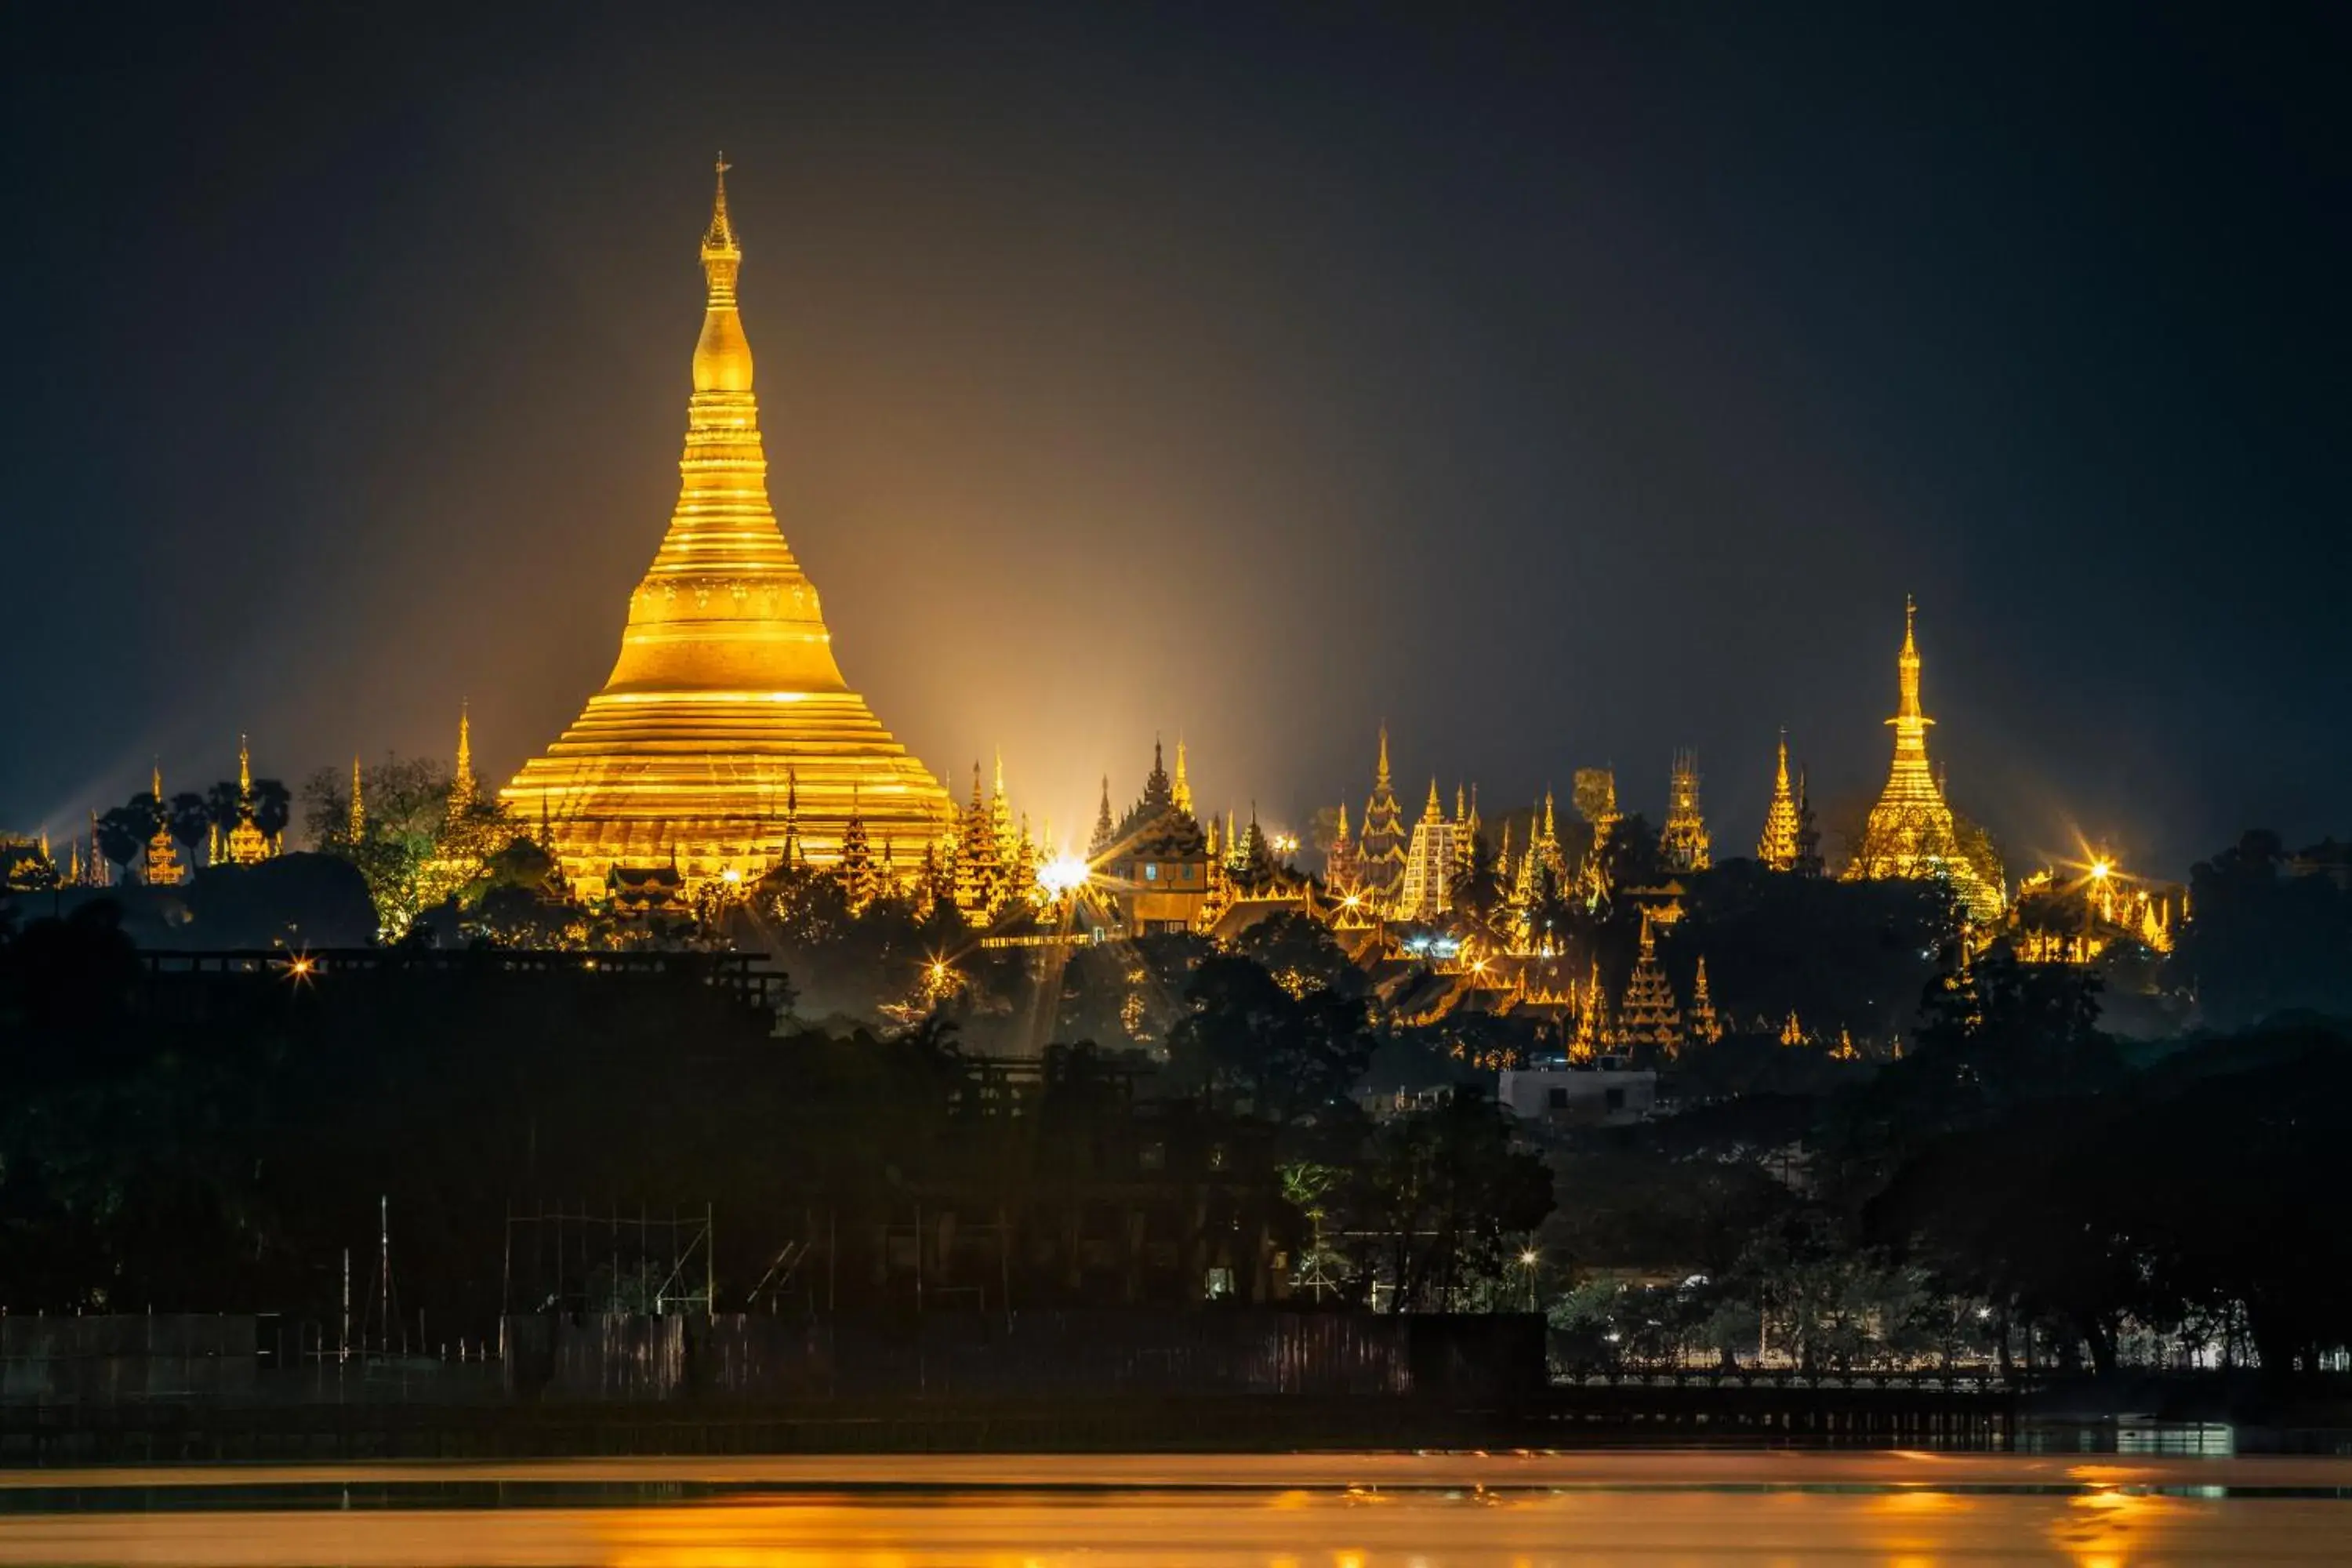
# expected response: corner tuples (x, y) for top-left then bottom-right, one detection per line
(4, 2), (2344, 876)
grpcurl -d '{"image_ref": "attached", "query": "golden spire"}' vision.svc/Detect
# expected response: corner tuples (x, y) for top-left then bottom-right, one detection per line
(1896, 593), (1926, 729)
(1375, 724), (1392, 790)
(349, 757), (365, 842)
(1849, 596), (2001, 919)
(1424, 777), (1442, 820)
(453, 702), (476, 805)
(1336, 800), (1349, 839)
(1172, 737), (1192, 815)
(227, 735), (272, 866)
(693, 154), (751, 394)
(704, 153), (739, 258)
(144, 760), (186, 887)
(1757, 727), (1801, 871)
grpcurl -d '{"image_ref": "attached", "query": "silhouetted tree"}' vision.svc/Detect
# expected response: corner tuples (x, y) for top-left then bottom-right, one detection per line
(166, 792), (211, 864)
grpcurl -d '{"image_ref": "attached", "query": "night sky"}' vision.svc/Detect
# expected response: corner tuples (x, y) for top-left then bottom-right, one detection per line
(5, 3), (2345, 876)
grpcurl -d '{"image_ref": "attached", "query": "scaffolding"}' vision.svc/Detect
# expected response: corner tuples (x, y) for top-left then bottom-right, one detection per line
(502, 1202), (715, 1316)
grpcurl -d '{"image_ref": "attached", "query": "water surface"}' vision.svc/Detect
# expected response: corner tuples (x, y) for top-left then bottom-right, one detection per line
(2, 1451), (2347, 1564)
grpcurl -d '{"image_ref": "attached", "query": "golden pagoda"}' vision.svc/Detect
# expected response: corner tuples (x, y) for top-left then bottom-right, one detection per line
(224, 735), (272, 866)
(1610, 909), (1684, 1058)
(1755, 729), (1801, 871)
(143, 764), (186, 887)
(503, 162), (951, 885)
(1845, 597), (2002, 920)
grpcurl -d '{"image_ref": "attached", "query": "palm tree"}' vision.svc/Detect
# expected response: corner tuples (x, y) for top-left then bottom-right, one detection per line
(168, 792), (212, 865)
(96, 806), (150, 874)
(204, 780), (244, 858)
(252, 779), (292, 842)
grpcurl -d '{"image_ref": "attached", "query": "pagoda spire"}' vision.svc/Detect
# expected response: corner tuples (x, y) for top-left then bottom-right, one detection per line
(704, 153), (739, 258)
(1757, 728), (1801, 871)
(1690, 954), (1723, 1044)
(1356, 724), (1408, 908)
(1172, 737), (1192, 816)
(1091, 774), (1114, 855)
(452, 702), (476, 806)
(348, 757), (366, 843)
(227, 734), (271, 866)
(1848, 596), (1999, 916)
(144, 761), (185, 887)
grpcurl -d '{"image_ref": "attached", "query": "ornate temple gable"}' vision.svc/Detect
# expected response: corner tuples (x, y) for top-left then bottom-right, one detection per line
(502, 162), (951, 887)
(1110, 738), (1208, 861)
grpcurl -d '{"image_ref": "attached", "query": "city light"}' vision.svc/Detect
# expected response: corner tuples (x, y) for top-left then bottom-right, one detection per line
(1037, 854), (1091, 897)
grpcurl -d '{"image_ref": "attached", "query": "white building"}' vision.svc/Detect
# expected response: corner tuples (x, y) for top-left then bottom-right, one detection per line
(1496, 1064), (1656, 1127)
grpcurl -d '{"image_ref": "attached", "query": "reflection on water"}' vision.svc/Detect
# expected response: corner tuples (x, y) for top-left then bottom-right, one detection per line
(1, 1454), (2350, 1566)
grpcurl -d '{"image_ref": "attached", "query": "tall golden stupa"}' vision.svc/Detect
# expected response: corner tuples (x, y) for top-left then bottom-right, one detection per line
(1845, 597), (2002, 921)
(503, 162), (951, 886)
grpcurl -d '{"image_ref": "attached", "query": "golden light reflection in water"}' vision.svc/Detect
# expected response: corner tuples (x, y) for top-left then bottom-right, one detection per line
(0, 1455), (2346, 1567)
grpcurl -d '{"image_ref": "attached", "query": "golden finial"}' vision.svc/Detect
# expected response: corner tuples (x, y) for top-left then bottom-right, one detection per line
(453, 700), (477, 805)
(238, 733), (253, 794)
(704, 152), (739, 256)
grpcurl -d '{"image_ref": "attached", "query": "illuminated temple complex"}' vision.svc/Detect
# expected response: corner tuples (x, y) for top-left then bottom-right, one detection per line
(503, 165), (951, 884)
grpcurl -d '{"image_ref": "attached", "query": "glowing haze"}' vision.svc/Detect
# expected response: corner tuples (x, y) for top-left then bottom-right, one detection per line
(3, 6), (2345, 874)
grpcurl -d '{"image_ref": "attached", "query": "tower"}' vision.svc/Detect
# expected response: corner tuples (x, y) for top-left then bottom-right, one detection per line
(452, 703), (477, 809)
(989, 750), (1017, 871)
(348, 757), (367, 844)
(1660, 750), (1711, 871)
(1846, 597), (2001, 919)
(953, 761), (1008, 915)
(1171, 738), (1193, 816)
(1090, 775), (1115, 858)
(1574, 767), (1620, 906)
(226, 734), (272, 866)
(502, 161), (952, 885)
(1689, 954), (1722, 1044)
(1611, 910), (1684, 1058)
(1356, 725), (1409, 907)
(144, 764), (186, 887)
(836, 785), (877, 910)
(1326, 800), (1359, 891)
(1756, 730), (1802, 871)
(1397, 779), (1461, 921)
